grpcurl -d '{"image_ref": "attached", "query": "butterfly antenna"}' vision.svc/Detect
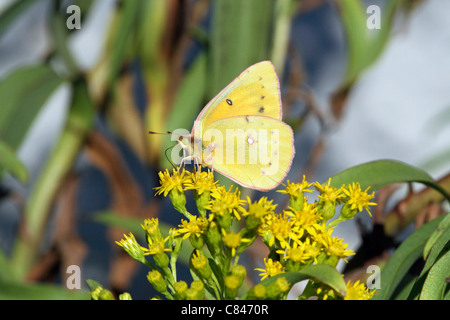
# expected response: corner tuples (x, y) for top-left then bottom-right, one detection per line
(164, 145), (177, 170)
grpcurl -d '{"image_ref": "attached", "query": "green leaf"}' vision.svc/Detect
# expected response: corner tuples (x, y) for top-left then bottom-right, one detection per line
(160, 54), (208, 169)
(0, 64), (63, 150)
(85, 279), (103, 292)
(243, 264), (346, 299)
(372, 215), (445, 300)
(0, 278), (90, 300)
(0, 139), (28, 182)
(423, 212), (450, 259)
(329, 160), (450, 202)
(338, 0), (367, 86)
(420, 249), (450, 300)
(209, 0), (273, 99)
(338, 0), (400, 86)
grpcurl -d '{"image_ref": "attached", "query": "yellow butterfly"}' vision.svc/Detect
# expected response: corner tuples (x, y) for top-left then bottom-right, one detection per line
(181, 61), (295, 191)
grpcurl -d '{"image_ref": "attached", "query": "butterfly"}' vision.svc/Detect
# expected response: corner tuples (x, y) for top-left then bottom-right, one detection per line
(179, 61), (295, 191)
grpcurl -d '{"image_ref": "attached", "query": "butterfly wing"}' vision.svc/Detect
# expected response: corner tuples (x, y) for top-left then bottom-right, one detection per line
(193, 61), (282, 137)
(195, 115), (295, 191)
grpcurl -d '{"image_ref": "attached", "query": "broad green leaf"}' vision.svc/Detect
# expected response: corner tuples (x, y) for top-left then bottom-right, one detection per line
(243, 264), (346, 299)
(329, 160), (450, 202)
(372, 215), (445, 300)
(420, 249), (450, 300)
(0, 65), (63, 150)
(0, 278), (90, 300)
(0, 139), (28, 182)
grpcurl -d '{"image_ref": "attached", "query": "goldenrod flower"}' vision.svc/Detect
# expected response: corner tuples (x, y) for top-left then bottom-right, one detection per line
(342, 182), (376, 217)
(141, 218), (164, 244)
(221, 229), (251, 256)
(115, 233), (147, 264)
(260, 212), (300, 249)
(185, 168), (217, 216)
(206, 185), (245, 230)
(277, 176), (314, 210)
(145, 236), (171, 256)
(154, 168), (191, 217)
(277, 238), (318, 266)
(322, 234), (355, 263)
(314, 178), (346, 221)
(255, 258), (285, 281)
(184, 168), (217, 195)
(176, 215), (209, 240)
(287, 201), (321, 237)
(242, 196), (277, 230)
(314, 178), (346, 203)
(154, 168), (189, 197)
(344, 280), (375, 300)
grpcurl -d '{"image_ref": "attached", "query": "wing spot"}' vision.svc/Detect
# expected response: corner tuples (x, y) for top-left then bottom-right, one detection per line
(261, 95), (265, 100)
(261, 170), (266, 175)
(226, 99), (233, 106)
(259, 106), (265, 113)
(247, 136), (255, 145)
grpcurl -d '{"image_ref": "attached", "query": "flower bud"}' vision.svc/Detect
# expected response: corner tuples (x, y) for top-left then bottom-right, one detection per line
(266, 276), (290, 299)
(147, 270), (168, 294)
(224, 274), (240, 299)
(119, 292), (132, 300)
(185, 280), (205, 300)
(174, 280), (188, 300)
(190, 249), (211, 280)
(246, 284), (267, 299)
(90, 286), (115, 300)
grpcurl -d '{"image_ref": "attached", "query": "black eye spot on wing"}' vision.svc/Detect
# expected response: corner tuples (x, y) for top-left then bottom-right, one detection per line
(226, 99), (233, 106)
(261, 95), (265, 100)
(259, 106), (265, 113)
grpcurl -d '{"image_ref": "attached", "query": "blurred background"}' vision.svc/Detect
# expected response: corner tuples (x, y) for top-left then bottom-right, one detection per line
(0, 0), (449, 299)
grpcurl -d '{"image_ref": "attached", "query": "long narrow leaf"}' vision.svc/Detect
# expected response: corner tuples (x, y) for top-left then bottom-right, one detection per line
(243, 264), (346, 299)
(372, 215), (444, 300)
(420, 249), (450, 300)
(329, 160), (450, 202)
(0, 139), (28, 183)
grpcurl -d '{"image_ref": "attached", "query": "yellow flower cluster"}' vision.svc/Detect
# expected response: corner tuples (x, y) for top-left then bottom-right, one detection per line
(112, 168), (376, 300)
